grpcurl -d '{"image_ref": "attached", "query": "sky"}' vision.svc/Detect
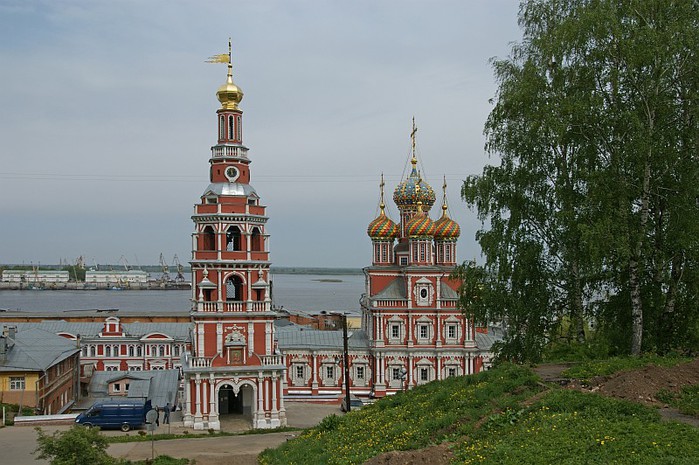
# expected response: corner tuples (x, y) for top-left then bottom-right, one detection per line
(0, 0), (522, 269)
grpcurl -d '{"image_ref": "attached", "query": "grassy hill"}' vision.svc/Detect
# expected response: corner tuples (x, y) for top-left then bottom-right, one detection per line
(259, 362), (699, 465)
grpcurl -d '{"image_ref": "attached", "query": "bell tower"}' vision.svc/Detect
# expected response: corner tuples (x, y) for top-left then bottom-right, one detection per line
(183, 41), (286, 430)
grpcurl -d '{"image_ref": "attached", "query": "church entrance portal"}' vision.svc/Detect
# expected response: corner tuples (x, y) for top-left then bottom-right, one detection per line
(218, 384), (253, 416)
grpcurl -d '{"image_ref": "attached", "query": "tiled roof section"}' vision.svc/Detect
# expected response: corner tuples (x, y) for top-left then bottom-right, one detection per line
(11, 321), (191, 341)
(370, 278), (407, 300)
(0, 327), (79, 372)
(276, 323), (369, 351)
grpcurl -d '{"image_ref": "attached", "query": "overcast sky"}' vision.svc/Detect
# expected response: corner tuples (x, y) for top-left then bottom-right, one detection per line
(0, 1), (522, 269)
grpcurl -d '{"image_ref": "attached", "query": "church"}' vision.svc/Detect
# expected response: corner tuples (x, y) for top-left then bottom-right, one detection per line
(180, 46), (496, 430)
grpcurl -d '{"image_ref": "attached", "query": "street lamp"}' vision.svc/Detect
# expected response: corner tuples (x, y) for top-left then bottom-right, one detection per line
(332, 312), (352, 412)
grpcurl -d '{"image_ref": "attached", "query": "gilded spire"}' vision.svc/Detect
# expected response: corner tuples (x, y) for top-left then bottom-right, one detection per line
(213, 38), (244, 110)
(379, 173), (386, 211)
(441, 176), (448, 215)
(410, 117), (418, 167)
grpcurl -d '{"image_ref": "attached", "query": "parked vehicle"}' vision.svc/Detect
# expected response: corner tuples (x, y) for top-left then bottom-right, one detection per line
(75, 399), (152, 431)
(340, 395), (364, 412)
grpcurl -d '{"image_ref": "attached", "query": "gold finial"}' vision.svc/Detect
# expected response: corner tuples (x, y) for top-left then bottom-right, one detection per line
(212, 38), (244, 110)
(410, 117), (418, 165)
(415, 180), (423, 213)
(379, 173), (386, 211)
(442, 176), (448, 213)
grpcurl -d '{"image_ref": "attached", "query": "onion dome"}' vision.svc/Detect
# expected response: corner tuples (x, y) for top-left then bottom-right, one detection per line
(216, 42), (244, 110)
(434, 205), (460, 240)
(434, 177), (460, 240)
(405, 201), (436, 237)
(393, 156), (436, 211)
(367, 174), (399, 240)
(393, 119), (435, 211)
(368, 209), (399, 239)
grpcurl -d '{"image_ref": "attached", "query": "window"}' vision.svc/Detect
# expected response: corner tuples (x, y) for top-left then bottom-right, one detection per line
(10, 377), (25, 390)
(391, 324), (400, 339)
(447, 325), (457, 339)
(136, 346), (142, 357)
(82, 346), (88, 357)
(174, 345), (180, 357)
(400, 257), (408, 266)
(420, 368), (429, 381)
(326, 366), (334, 379)
(419, 325), (429, 339)
(381, 243), (388, 262)
(226, 226), (241, 251)
(105, 346), (111, 357)
(250, 227), (263, 252)
(392, 368), (402, 380)
(226, 275), (244, 301)
(296, 366), (304, 379)
(448, 368), (457, 377)
(237, 115), (242, 140)
(90, 346), (96, 357)
(228, 115), (234, 140)
(356, 366), (365, 380)
(159, 346), (165, 357)
(419, 243), (426, 261)
(114, 384), (121, 392)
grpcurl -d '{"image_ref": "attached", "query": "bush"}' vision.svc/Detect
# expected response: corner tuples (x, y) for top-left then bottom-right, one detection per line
(35, 426), (116, 465)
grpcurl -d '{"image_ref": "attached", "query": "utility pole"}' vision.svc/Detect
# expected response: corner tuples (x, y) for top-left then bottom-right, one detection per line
(341, 313), (351, 412)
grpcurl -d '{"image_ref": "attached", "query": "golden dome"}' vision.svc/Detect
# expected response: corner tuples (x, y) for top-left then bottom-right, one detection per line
(217, 63), (244, 110)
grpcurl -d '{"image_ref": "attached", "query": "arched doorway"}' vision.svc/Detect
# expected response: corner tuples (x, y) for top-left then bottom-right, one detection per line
(218, 383), (254, 417)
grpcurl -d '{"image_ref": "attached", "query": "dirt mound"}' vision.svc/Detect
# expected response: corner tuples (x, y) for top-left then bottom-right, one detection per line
(596, 358), (699, 405)
(363, 443), (453, 465)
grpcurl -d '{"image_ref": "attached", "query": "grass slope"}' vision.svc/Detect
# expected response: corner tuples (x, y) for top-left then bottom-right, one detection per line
(259, 363), (699, 465)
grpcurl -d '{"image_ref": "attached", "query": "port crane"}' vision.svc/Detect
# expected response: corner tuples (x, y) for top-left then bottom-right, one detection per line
(159, 253), (171, 283)
(172, 255), (186, 283)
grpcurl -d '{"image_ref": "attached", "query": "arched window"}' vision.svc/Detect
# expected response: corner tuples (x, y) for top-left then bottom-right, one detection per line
(128, 346), (134, 357)
(228, 115), (235, 141)
(159, 345), (165, 357)
(237, 115), (242, 140)
(202, 226), (216, 251)
(174, 345), (180, 357)
(90, 346), (96, 357)
(136, 346), (142, 357)
(226, 275), (244, 301)
(250, 227), (263, 252)
(219, 116), (224, 140)
(226, 226), (241, 251)
(105, 346), (112, 357)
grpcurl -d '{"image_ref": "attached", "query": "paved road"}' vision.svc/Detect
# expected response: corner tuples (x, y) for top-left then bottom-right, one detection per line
(0, 402), (339, 465)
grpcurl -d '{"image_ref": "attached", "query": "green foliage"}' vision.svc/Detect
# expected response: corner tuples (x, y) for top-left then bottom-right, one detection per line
(453, 390), (699, 464)
(656, 386), (699, 417)
(259, 364), (542, 465)
(131, 457), (189, 465)
(460, 0), (699, 362)
(562, 355), (689, 381)
(1, 403), (35, 426)
(35, 426), (117, 465)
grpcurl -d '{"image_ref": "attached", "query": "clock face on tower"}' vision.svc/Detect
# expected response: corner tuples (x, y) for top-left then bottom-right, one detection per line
(225, 166), (239, 182)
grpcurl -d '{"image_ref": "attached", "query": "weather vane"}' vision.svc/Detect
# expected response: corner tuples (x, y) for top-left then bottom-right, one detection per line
(206, 38), (232, 64)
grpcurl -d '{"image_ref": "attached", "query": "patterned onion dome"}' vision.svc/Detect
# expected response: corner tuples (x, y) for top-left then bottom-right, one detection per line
(405, 204), (436, 237)
(434, 205), (461, 240)
(367, 209), (399, 240)
(393, 158), (436, 212)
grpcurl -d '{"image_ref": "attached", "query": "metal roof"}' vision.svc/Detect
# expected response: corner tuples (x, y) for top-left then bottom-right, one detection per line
(371, 279), (407, 300)
(87, 369), (180, 409)
(0, 327), (79, 372)
(276, 323), (369, 351)
(11, 321), (191, 341)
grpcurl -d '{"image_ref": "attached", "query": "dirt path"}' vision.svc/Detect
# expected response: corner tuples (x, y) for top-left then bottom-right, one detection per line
(532, 359), (699, 427)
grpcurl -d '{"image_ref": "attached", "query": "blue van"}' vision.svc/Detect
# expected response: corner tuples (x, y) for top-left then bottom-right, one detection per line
(75, 399), (152, 431)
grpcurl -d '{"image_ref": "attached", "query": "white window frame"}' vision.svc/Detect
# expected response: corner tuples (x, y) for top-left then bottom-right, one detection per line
(9, 376), (25, 390)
